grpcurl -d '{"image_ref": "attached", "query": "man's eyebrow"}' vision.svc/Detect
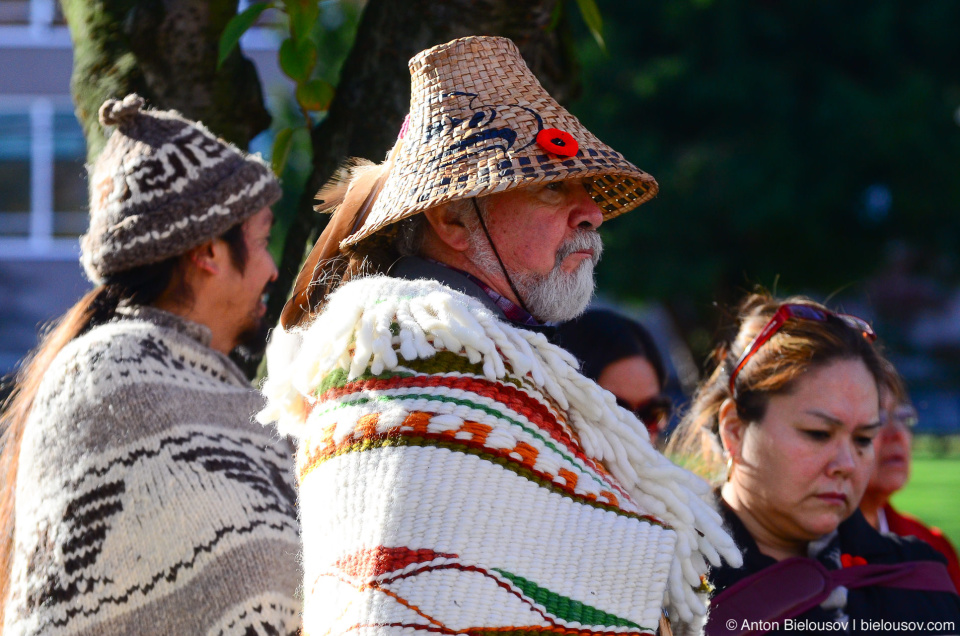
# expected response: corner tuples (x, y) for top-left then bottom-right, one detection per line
(804, 409), (881, 430)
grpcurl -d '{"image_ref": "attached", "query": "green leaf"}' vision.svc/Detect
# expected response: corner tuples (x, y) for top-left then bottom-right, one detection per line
(547, 0), (564, 32)
(271, 127), (295, 176)
(283, 0), (319, 42)
(279, 37), (317, 82)
(296, 78), (334, 112)
(575, 0), (606, 53)
(217, 2), (272, 69)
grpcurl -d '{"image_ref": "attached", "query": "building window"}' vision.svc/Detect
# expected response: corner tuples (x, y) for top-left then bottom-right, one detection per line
(0, 1), (31, 26)
(0, 98), (86, 258)
(0, 112), (31, 236)
(53, 112), (88, 236)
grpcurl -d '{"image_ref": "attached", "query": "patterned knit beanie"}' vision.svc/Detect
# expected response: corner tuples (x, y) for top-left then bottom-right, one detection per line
(80, 94), (281, 283)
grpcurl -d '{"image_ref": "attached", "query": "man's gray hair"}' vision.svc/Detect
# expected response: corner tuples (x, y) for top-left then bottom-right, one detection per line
(393, 197), (488, 257)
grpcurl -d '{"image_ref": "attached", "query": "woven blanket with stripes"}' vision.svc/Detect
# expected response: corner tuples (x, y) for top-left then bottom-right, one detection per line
(5, 307), (302, 636)
(262, 277), (740, 636)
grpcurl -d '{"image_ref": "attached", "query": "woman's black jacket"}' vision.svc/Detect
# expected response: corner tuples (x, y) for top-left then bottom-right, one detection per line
(710, 502), (960, 635)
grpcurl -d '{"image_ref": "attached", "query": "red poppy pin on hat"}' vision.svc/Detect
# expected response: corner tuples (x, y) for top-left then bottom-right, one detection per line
(536, 128), (578, 157)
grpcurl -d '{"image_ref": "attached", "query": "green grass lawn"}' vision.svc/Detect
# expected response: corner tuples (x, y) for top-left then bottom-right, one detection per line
(890, 453), (960, 547)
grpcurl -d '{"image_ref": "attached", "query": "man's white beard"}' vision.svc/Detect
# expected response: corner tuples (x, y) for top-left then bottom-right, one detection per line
(467, 227), (603, 323)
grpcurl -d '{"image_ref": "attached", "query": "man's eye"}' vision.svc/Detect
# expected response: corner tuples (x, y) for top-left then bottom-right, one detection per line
(545, 182), (563, 192)
(803, 430), (831, 442)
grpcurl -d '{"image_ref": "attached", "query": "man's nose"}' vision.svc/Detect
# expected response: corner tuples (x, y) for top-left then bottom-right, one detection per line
(570, 183), (604, 231)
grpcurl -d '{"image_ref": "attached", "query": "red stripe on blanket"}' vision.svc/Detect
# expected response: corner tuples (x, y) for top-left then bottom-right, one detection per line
(318, 373), (621, 491)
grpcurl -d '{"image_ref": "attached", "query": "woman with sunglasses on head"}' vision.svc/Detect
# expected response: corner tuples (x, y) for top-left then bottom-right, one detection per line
(668, 293), (960, 635)
(859, 360), (960, 592)
(555, 308), (672, 446)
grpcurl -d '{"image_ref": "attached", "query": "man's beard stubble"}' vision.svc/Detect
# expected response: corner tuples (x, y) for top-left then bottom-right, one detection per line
(467, 227), (603, 323)
(232, 284), (273, 360)
(233, 316), (271, 361)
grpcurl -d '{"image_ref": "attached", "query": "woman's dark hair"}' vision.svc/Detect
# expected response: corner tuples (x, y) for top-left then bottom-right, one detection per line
(667, 292), (885, 484)
(554, 308), (666, 388)
(0, 222), (248, 623)
(878, 357), (910, 407)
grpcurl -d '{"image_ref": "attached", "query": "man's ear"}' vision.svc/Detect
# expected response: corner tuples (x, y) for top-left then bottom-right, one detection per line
(422, 203), (471, 252)
(186, 239), (226, 275)
(718, 398), (746, 463)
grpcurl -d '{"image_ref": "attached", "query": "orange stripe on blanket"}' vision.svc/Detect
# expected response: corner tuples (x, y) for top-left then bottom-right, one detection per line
(315, 374), (630, 501)
(320, 374), (578, 457)
(294, 413), (653, 523)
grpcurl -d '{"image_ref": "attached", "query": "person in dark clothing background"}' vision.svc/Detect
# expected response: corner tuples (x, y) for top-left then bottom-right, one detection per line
(555, 308), (672, 446)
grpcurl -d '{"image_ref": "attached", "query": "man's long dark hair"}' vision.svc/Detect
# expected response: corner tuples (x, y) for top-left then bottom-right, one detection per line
(0, 224), (247, 623)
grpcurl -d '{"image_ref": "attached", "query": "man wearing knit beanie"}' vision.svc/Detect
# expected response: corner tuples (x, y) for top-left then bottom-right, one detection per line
(0, 94), (301, 635)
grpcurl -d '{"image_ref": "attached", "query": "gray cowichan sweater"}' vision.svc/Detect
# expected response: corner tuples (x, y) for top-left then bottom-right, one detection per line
(4, 306), (301, 635)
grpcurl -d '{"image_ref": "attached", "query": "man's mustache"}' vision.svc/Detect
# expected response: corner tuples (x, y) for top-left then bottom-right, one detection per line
(555, 230), (603, 267)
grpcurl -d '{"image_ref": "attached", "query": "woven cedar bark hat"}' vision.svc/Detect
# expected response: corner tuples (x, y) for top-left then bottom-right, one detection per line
(81, 94), (281, 283)
(280, 36), (659, 329)
(341, 35), (658, 248)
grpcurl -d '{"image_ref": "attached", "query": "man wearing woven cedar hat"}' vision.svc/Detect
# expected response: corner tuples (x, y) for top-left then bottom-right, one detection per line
(262, 36), (740, 636)
(0, 95), (300, 635)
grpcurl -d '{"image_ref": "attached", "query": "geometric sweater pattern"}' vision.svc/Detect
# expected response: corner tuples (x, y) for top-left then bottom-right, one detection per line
(260, 276), (740, 636)
(4, 307), (301, 636)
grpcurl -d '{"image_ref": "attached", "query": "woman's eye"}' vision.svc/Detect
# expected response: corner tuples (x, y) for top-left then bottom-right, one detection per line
(854, 435), (875, 448)
(803, 430), (831, 442)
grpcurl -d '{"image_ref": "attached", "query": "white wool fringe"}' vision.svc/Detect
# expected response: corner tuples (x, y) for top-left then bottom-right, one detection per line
(259, 276), (742, 626)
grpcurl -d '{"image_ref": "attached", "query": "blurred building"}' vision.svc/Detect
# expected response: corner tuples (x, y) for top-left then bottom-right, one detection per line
(0, 0), (86, 375)
(0, 0), (286, 378)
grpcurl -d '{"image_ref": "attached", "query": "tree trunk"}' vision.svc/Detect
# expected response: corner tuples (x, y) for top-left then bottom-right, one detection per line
(62, 0), (271, 162)
(266, 0), (579, 330)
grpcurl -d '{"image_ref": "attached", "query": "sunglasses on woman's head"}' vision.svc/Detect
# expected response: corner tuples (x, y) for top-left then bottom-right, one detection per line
(616, 395), (673, 436)
(728, 303), (877, 395)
